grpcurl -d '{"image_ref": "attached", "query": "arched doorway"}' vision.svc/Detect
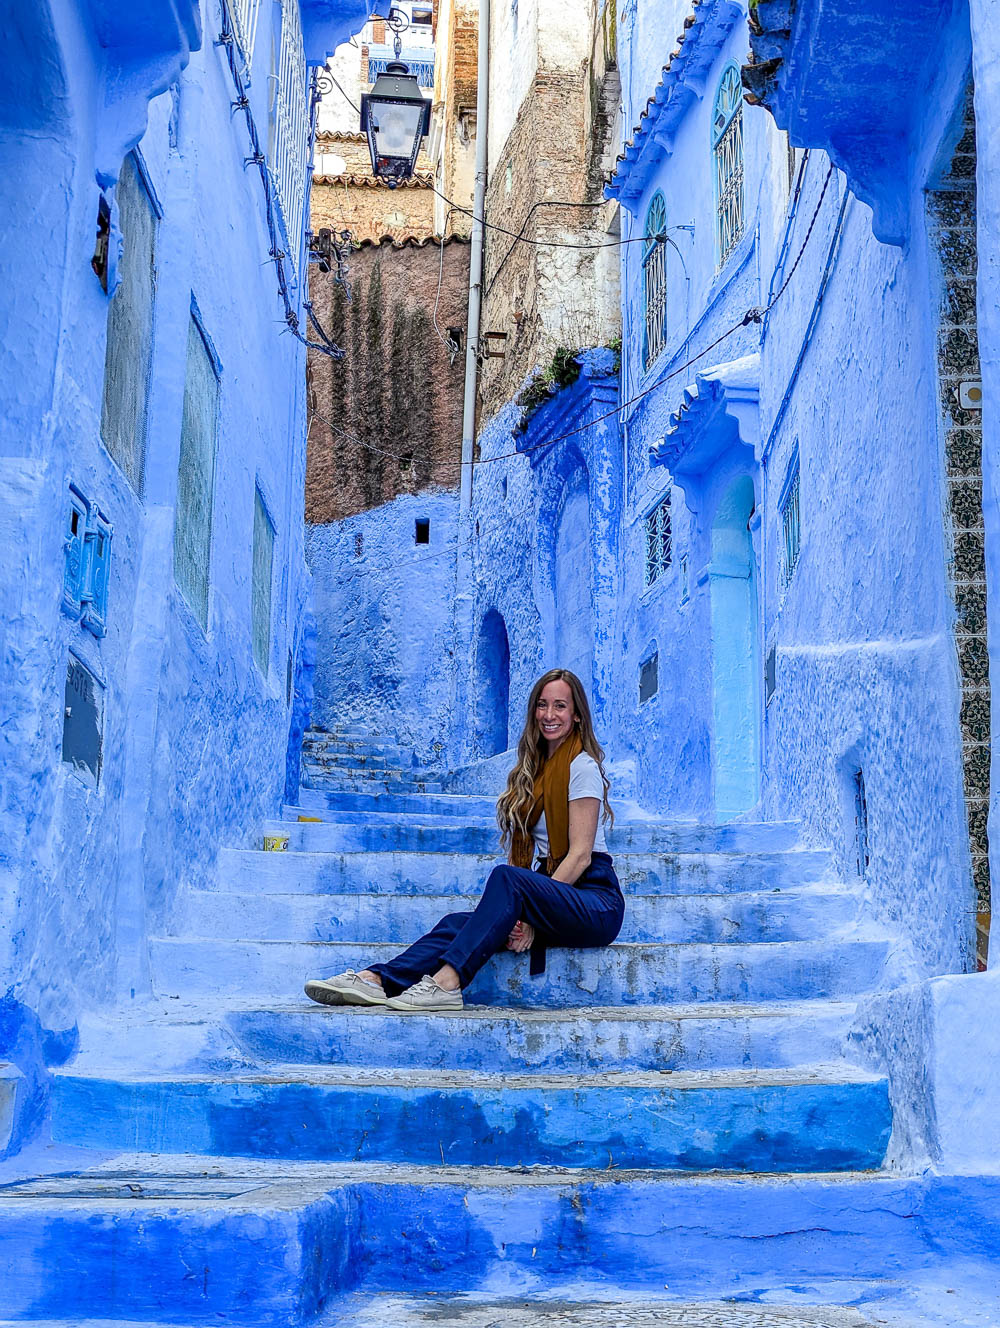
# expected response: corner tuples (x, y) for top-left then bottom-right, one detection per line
(710, 474), (759, 818)
(474, 609), (510, 757)
(554, 474), (594, 692)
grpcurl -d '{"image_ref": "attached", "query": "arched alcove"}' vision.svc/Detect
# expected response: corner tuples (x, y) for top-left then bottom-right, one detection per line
(554, 471), (594, 693)
(474, 608), (511, 758)
(710, 473), (759, 818)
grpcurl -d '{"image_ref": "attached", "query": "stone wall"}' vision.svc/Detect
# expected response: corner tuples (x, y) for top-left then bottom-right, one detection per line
(477, 0), (621, 423)
(312, 132), (436, 244)
(305, 236), (470, 522)
(430, 0), (478, 237)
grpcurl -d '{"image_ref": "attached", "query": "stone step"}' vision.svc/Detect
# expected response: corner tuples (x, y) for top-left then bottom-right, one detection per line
(291, 790), (501, 817)
(320, 1294), (882, 1327)
(150, 937), (889, 1006)
(51, 1064), (891, 1171)
(0, 1157), (959, 1316)
(301, 773), (446, 795)
(262, 820), (806, 856)
(215, 848), (835, 897)
(0, 1164), (346, 1322)
(226, 999), (858, 1074)
(304, 751), (393, 770)
(178, 885), (859, 946)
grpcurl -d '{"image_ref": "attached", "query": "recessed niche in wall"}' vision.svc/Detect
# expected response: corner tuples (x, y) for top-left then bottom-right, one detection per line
(415, 518), (430, 544)
(854, 768), (870, 878)
(354, 532), (363, 557)
(62, 655), (104, 784)
(764, 643), (777, 706)
(639, 651), (659, 704)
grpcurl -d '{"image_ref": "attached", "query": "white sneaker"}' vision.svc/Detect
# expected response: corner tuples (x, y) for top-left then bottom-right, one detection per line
(385, 974), (464, 1013)
(304, 970), (388, 1007)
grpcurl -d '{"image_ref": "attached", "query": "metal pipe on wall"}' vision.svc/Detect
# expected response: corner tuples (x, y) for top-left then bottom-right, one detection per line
(459, 0), (490, 514)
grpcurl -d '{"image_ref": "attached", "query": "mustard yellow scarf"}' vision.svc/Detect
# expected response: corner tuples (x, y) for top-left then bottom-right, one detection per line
(509, 730), (584, 871)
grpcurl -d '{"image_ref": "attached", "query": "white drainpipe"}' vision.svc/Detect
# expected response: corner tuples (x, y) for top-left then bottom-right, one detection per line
(459, 0), (490, 514)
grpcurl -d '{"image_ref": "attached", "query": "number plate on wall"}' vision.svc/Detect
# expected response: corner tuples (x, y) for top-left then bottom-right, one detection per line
(62, 657), (103, 783)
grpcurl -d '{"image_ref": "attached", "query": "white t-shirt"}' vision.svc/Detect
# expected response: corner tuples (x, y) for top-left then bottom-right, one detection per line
(532, 752), (609, 859)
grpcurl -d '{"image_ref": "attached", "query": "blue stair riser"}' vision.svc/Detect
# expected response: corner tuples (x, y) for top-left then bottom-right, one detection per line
(0, 1192), (351, 1323)
(304, 736), (409, 758)
(226, 1004), (858, 1073)
(51, 1075), (891, 1171)
(150, 939), (889, 1006)
(292, 790), (499, 817)
(215, 848), (834, 897)
(2, 1171), (972, 1310)
(264, 821), (804, 855)
(180, 887), (859, 945)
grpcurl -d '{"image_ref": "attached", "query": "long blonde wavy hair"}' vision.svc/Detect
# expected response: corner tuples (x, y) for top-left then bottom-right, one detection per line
(496, 668), (613, 854)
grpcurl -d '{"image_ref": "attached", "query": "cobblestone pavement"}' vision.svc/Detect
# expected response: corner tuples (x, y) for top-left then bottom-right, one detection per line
(327, 1300), (874, 1327)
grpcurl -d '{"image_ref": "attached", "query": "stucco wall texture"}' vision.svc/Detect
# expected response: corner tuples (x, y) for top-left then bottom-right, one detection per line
(0, 0), (364, 1153)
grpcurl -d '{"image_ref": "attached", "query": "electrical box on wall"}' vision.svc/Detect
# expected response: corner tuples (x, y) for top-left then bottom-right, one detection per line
(62, 484), (112, 637)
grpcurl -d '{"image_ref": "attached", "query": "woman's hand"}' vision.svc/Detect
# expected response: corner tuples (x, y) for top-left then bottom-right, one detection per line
(507, 920), (535, 953)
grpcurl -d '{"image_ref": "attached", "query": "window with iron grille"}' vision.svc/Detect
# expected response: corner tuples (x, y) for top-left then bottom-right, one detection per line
(252, 485), (275, 674)
(644, 491), (672, 586)
(101, 153), (158, 493)
(642, 192), (667, 371)
(228, 0), (262, 73)
(173, 313), (220, 629)
(712, 64), (744, 269)
(780, 459), (801, 585)
(269, 0), (308, 270)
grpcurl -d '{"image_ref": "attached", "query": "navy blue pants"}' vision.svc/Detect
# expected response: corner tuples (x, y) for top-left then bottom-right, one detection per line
(369, 853), (624, 995)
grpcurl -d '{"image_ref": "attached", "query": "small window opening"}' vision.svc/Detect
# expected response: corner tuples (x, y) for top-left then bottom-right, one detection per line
(447, 327), (463, 353)
(71, 510), (80, 535)
(354, 532), (363, 557)
(764, 643), (777, 706)
(92, 194), (112, 292)
(679, 552), (689, 604)
(400, 453), (413, 472)
(854, 768), (870, 878)
(639, 651), (659, 704)
(411, 3), (433, 24)
(415, 518), (430, 544)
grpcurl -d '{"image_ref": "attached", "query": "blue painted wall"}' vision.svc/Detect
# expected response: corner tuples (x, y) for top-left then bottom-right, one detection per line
(0, 0), (366, 1154)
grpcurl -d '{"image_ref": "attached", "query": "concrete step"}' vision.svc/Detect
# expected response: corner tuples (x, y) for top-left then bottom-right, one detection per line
(0, 1163), (347, 1322)
(215, 848), (835, 897)
(1, 1156), (968, 1314)
(291, 790), (501, 817)
(150, 937), (889, 1007)
(226, 999), (858, 1074)
(51, 1064), (891, 1171)
(178, 885), (860, 946)
(304, 751), (393, 770)
(300, 773), (445, 795)
(262, 820), (806, 856)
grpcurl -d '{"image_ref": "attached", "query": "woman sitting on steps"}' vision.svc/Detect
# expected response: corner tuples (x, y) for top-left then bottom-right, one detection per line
(304, 667), (624, 1013)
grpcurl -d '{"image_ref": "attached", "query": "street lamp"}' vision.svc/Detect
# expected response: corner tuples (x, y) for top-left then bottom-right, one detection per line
(360, 7), (432, 186)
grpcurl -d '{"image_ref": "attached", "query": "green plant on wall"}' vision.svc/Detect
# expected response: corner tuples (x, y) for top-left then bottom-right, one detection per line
(514, 347), (583, 434)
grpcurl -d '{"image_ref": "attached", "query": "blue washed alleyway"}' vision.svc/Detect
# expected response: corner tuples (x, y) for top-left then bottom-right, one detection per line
(3, 729), (1000, 1323)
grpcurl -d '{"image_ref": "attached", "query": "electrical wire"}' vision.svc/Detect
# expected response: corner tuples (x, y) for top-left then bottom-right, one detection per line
(431, 184), (675, 251)
(470, 162), (838, 469)
(215, 4), (345, 359)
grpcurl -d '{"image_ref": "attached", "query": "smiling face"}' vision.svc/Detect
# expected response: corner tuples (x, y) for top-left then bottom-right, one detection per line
(535, 679), (579, 754)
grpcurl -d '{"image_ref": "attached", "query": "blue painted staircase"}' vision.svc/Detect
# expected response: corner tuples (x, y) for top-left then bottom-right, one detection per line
(0, 728), (915, 1324)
